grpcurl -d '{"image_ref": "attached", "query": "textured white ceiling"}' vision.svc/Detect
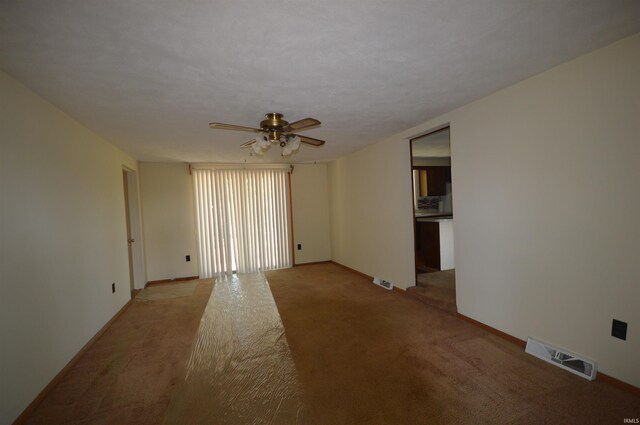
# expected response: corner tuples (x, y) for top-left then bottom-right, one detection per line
(2, 1), (639, 163)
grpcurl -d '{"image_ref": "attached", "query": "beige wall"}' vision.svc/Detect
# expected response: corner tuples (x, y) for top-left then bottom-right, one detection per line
(328, 140), (415, 288)
(139, 162), (199, 281)
(328, 33), (640, 387)
(0, 71), (139, 423)
(291, 164), (332, 264)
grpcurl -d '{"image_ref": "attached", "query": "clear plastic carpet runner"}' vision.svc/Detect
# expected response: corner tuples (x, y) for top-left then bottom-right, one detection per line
(163, 273), (310, 425)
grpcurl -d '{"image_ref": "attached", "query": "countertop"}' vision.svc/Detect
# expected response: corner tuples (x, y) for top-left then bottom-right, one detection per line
(417, 216), (453, 223)
(415, 210), (453, 220)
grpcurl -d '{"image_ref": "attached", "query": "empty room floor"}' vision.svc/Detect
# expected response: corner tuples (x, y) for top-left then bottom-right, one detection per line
(23, 263), (640, 424)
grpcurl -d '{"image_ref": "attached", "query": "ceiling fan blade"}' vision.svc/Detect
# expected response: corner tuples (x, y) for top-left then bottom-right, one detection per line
(240, 139), (257, 147)
(297, 135), (326, 146)
(209, 122), (262, 132)
(283, 117), (321, 132)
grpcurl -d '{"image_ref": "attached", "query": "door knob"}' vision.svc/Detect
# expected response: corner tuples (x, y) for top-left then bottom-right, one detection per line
(128, 238), (135, 244)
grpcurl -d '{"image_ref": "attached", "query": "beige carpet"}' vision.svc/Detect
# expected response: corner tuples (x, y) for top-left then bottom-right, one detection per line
(407, 269), (457, 313)
(24, 280), (214, 425)
(417, 269), (456, 289)
(266, 263), (640, 425)
(21, 265), (640, 424)
(136, 281), (198, 301)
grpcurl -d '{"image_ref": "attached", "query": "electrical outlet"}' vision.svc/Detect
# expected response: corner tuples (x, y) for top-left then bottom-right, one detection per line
(186, 255), (191, 262)
(111, 283), (115, 294)
(612, 319), (627, 340)
(297, 244), (302, 250)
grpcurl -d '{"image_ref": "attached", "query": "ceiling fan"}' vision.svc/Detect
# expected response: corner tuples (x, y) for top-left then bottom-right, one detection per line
(209, 112), (325, 156)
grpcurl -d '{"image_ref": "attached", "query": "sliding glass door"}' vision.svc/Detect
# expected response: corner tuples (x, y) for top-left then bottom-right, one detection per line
(193, 167), (292, 277)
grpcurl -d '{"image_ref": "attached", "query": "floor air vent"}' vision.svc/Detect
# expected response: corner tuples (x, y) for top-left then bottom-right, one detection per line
(373, 277), (393, 290)
(525, 337), (597, 380)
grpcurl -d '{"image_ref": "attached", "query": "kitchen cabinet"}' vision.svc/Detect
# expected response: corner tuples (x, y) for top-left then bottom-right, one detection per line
(415, 217), (454, 271)
(414, 167), (451, 197)
(427, 167), (449, 196)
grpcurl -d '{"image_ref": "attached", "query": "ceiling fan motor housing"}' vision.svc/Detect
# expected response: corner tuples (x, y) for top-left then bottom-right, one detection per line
(261, 113), (289, 143)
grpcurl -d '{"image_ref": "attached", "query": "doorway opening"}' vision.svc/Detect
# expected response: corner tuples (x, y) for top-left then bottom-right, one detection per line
(122, 168), (144, 298)
(408, 127), (457, 314)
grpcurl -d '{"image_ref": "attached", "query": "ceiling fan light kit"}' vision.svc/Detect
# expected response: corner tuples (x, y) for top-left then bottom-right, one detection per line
(250, 132), (301, 157)
(209, 112), (325, 157)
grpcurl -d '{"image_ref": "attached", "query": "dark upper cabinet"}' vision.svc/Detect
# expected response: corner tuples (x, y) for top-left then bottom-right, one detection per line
(415, 166), (451, 196)
(427, 167), (447, 196)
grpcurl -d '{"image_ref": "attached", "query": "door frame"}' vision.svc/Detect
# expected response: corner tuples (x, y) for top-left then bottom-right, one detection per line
(122, 167), (146, 291)
(409, 125), (451, 285)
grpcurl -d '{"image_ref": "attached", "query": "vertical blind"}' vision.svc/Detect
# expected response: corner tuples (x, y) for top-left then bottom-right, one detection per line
(193, 167), (292, 277)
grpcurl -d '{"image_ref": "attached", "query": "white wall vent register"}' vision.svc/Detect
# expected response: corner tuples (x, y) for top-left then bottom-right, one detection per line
(373, 277), (393, 290)
(525, 337), (597, 380)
